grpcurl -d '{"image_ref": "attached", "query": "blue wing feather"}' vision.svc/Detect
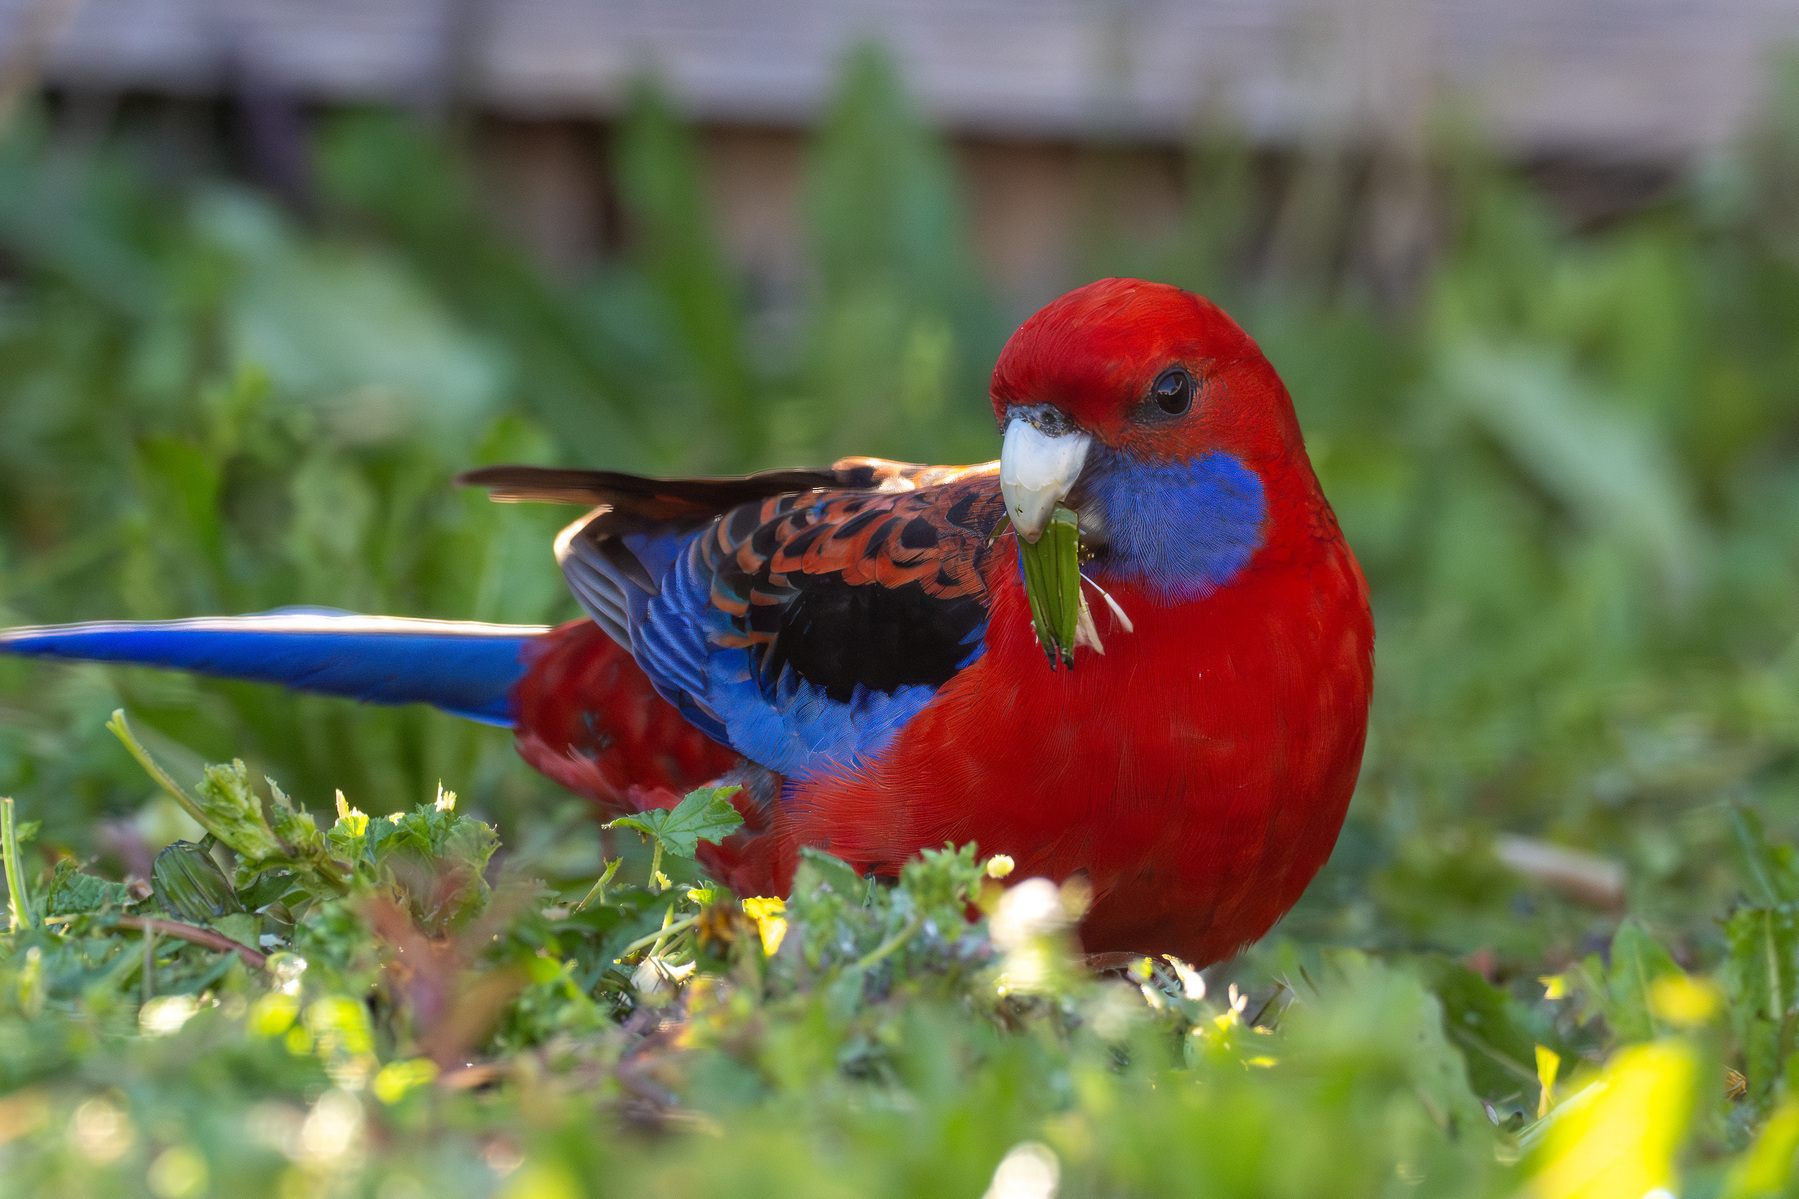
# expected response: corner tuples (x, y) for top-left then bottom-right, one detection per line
(627, 535), (734, 745)
(601, 476), (1002, 781)
(0, 609), (548, 726)
(631, 535), (947, 778)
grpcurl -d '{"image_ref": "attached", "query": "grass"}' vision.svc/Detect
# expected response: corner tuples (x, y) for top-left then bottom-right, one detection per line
(4, 47), (1799, 1197)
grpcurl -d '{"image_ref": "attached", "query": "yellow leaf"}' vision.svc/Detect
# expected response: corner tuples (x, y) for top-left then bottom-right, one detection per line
(1537, 1044), (1562, 1119)
(1531, 1040), (1697, 1199)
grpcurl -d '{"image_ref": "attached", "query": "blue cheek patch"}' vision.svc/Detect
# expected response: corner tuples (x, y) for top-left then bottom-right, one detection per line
(1084, 451), (1267, 601)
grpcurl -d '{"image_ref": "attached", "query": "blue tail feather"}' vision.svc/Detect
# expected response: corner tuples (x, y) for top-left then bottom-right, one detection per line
(0, 608), (550, 726)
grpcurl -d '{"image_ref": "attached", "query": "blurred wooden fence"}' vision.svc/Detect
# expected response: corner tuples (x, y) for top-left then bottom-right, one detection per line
(6, 0), (1798, 156)
(4, 0), (1797, 301)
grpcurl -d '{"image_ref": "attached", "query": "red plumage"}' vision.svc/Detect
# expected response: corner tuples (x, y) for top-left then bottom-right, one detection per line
(512, 619), (737, 817)
(506, 278), (1374, 966)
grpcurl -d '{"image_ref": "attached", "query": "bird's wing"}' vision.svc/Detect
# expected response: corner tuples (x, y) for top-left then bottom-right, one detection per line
(456, 464), (844, 513)
(527, 462), (1005, 781)
(459, 456), (992, 639)
(458, 457), (974, 509)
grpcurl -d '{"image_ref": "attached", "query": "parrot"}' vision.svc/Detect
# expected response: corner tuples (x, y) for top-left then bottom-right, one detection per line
(0, 278), (1373, 967)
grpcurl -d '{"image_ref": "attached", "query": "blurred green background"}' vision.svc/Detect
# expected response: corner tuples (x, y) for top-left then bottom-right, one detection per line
(4, 45), (1799, 985)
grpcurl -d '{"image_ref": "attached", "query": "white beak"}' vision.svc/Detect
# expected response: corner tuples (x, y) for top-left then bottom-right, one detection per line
(1000, 418), (1091, 543)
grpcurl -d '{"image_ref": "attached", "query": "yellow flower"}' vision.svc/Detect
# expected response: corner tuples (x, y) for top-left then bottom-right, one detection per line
(742, 897), (788, 955)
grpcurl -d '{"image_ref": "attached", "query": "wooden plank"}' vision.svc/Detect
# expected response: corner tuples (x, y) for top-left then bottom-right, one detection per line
(3, 0), (1796, 155)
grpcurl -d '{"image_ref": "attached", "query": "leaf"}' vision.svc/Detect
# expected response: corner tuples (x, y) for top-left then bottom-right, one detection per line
(1283, 951), (1489, 1138)
(191, 761), (289, 863)
(1722, 904), (1799, 1100)
(261, 778), (336, 876)
(1730, 806), (1799, 906)
(1015, 504), (1085, 669)
(1528, 1041), (1698, 1198)
(1724, 907), (1799, 1025)
(808, 45), (969, 307)
(796, 846), (865, 902)
(1440, 340), (1703, 601)
(236, 871), (298, 911)
(44, 861), (132, 916)
(607, 786), (743, 861)
(151, 841), (244, 923)
(1416, 955), (1549, 1102)
(897, 843), (985, 917)
(1605, 921), (1684, 1042)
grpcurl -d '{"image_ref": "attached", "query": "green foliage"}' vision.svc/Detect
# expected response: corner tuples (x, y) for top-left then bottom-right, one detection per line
(3, 42), (1799, 1199)
(149, 842), (242, 924)
(606, 784), (744, 862)
(0, 727), (1787, 1197)
(0, 731), (1514, 1197)
(44, 861), (131, 917)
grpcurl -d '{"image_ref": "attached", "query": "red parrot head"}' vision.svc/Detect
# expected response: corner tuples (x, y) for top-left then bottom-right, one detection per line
(990, 278), (1314, 604)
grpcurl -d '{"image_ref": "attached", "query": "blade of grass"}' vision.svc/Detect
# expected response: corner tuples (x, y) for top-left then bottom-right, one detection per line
(2, 796), (32, 932)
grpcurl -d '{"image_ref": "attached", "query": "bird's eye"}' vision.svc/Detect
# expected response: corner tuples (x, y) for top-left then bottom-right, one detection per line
(1152, 368), (1194, 415)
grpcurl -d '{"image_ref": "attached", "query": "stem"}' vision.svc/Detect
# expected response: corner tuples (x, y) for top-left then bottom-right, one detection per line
(303, 854), (352, 895)
(117, 916), (268, 971)
(648, 840), (666, 893)
(142, 921), (156, 1004)
(1, 797), (32, 932)
(616, 912), (701, 960)
(106, 710), (210, 831)
(574, 858), (620, 913)
(649, 904), (691, 958)
(854, 913), (922, 972)
(107, 710), (350, 896)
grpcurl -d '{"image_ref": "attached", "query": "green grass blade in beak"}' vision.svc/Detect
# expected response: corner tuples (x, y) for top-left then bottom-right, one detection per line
(1016, 504), (1083, 670)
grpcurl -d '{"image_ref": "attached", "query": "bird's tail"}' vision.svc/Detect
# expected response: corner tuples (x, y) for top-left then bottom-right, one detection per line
(0, 608), (550, 726)
(1, 607), (776, 891)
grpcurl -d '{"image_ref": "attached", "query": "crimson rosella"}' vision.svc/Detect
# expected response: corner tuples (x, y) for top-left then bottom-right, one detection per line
(0, 278), (1373, 966)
